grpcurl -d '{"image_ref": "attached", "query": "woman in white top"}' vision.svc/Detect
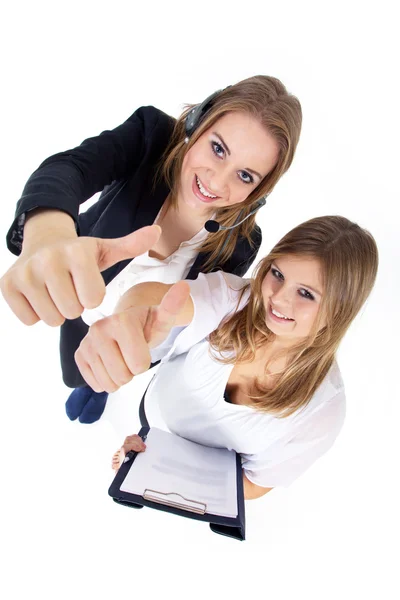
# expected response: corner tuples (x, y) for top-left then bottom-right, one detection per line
(1, 75), (302, 424)
(73, 215), (378, 498)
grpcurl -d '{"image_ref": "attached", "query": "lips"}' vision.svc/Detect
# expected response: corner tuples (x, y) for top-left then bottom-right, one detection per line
(268, 303), (294, 323)
(191, 174), (220, 203)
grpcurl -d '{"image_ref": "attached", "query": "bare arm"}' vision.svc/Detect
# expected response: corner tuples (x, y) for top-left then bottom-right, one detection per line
(243, 473), (273, 500)
(113, 281), (195, 327)
(23, 208), (77, 252)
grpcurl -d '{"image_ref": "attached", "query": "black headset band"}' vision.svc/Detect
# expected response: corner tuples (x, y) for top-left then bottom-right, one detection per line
(185, 87), (230, 137)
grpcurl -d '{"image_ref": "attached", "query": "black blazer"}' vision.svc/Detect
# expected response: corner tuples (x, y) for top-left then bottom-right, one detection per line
(5, 106), (262, 387)
(6, 105), (262, 283)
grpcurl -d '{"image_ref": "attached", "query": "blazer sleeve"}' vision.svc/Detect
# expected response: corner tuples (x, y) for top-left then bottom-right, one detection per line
(6, 105), (166, 256)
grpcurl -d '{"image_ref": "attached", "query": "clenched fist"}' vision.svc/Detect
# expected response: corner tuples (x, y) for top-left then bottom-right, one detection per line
(74, 280), (192, 393)
(0, 224), (162, 327)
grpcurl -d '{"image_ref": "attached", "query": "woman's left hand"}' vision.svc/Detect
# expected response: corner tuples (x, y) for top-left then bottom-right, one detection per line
(74, 280), (191, 393)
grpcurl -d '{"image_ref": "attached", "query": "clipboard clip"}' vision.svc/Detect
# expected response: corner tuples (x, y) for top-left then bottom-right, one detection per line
(143, 489), (207, 515)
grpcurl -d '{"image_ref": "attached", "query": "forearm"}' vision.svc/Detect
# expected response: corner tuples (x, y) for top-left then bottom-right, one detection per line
(243, 473), (273, 500)
(113, 281), (194, 327)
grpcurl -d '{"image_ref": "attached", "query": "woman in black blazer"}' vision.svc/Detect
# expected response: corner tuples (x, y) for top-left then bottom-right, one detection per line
(1, 75), (302, 423)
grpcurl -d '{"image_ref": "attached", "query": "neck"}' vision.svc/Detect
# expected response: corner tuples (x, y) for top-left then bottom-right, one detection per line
(268, 329), (307, 350)
(271, 338), (297, 350)
(159, 195), (212, 239)
(174, 193), (216, 224)
(256, 336), (298, 367)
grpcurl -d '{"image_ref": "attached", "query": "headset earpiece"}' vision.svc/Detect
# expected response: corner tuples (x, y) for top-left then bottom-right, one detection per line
(184, 89), (223, 138)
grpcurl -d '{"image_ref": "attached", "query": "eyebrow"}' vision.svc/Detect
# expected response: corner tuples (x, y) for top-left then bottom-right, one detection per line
(212, 131), (263, 180)
(273, 262), (323, 296)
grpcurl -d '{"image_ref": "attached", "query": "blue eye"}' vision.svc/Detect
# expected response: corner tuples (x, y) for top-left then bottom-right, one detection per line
(238, 171), (254, 185)
(211, 141), (225, 157)
(211, 141), (254, 185)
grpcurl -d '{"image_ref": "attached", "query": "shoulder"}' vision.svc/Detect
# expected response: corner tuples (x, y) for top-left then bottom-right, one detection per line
(308, 360), (345, 405)
(316, 360), (346, 412)
(251, 223), (262, 246)
(220, 272), (251, 303)
(189, 271), (250, 303)
(155, 273), (250, 362)
(299, 361), (346, 439)
(220, 224), (263, 277)
(236, 223), (262, 254)
(131, 105), (176, 139)
(326, 359), (345, 394)
(186, 271), (250, 324)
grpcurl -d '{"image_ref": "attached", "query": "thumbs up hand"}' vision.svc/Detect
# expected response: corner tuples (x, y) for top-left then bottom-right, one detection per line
(0, 224), (162, 327)
(74, 280), (192, 393)
(92, 225), (162, 273)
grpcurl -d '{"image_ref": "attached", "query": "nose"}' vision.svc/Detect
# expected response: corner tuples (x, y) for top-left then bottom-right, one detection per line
(206, 166), (229, 196)
(271, 284), (292, 309)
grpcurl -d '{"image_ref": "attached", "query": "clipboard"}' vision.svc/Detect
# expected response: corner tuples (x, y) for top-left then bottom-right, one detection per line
(108, 426), (246, 541)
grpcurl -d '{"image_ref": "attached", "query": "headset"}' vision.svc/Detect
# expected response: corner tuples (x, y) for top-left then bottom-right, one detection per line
(184, 88), (268, 268)
(204, 198), (266, 233)
(185, 89), (223, 138)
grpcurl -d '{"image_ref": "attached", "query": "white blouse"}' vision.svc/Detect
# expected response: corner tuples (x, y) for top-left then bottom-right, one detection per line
(81, 208), (210, 326)
(145, 272), (346, 489)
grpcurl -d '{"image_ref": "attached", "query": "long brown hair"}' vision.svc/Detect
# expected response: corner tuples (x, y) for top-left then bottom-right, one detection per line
(155, 75), (302, 269)
(208, 216), (379, 417)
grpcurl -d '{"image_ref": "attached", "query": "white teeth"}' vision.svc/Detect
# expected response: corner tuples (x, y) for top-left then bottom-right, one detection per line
(196, 176), (217, 198)
(271, 307), (292, 320)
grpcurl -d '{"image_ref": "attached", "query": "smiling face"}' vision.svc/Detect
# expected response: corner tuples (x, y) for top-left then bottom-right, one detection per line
(261, 255), (325, 345)
(178, 111), (280, 215)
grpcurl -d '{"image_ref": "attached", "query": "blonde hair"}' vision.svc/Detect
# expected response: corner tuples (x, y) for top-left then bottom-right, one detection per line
(156, 75), (302, 269)
(208, 216), (379, 417)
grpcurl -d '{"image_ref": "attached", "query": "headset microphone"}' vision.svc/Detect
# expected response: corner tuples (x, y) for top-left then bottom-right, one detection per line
(204, 198), (267, 233)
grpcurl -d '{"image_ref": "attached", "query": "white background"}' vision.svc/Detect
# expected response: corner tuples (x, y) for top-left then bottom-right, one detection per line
(1, 1), (399, 599)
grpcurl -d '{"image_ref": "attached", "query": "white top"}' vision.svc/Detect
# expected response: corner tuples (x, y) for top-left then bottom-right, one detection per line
(82, 208), (210, 326)
(146, 272), (346, 489)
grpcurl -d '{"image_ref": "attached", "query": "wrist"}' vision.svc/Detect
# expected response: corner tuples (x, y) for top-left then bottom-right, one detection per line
(22, 208), (77, 252)
(113, 282), (172, 314)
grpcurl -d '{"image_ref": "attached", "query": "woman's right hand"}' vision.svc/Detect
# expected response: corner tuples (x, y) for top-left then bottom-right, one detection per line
(112, 434), (146, 471)
(0, 223), (162, 327)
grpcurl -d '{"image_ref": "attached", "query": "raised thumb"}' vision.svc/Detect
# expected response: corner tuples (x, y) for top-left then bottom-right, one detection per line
(94, 225), (162, 272)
